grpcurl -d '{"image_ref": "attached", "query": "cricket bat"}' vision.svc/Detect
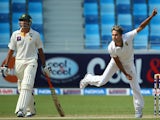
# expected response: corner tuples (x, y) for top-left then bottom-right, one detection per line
(45, 73), (65, 117)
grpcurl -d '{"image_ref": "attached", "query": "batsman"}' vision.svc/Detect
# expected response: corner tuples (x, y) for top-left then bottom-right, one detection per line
(2, 14), (50, 117)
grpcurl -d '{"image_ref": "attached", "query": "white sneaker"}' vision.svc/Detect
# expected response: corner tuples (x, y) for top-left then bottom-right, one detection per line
(80, 74), (90, 89)
(135, 108), (143, 118)
(17, 111), (24, 117)
(25, 111), (36, 117)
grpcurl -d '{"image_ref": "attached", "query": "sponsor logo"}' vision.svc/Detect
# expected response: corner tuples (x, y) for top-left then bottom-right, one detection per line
(130, 88), (152, 96)
(46, 57), (79, 83)
(84, 88), (106, 95)
(63, 89), (80, 95)
(38, 88), (61, 95)
(17, 36), (21, 41)
(107, 88), (129, 95)
(0, 88), (17, 95)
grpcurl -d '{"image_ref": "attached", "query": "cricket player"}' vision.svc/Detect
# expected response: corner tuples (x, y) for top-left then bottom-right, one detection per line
(80, 9), (157, 118)
(2, 14), (50, 117)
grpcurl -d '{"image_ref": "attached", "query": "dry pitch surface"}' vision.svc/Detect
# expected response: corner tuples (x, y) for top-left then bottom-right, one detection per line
(0, 115), (158, 120)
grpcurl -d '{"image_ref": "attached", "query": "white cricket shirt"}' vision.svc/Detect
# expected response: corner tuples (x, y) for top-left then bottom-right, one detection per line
(8, 28), (43, 60)
(108, 29), (137, 65)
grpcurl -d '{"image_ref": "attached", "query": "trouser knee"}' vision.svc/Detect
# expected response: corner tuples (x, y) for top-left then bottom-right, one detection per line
(21, 84), (33, 91)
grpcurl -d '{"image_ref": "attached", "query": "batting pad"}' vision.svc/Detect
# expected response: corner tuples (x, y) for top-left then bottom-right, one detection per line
(15, 89), (32, 114)
(15, 74), (35, 114)
(17, 80), (22, 93)
(26, 93), (36, 114)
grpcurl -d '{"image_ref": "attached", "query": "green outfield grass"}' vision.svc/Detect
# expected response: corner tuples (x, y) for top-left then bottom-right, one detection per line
(0, 95), (156, 120)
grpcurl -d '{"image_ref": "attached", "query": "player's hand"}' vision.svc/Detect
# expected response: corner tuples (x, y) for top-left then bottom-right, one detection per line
(1, 66), (10, 77)
(152, 8), (157, 16)
(42, 65), (51, 76)
(126, 74), (132, 80)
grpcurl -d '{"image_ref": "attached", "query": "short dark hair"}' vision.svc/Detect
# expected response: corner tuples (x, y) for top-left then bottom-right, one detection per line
(111, 25), (123, 35)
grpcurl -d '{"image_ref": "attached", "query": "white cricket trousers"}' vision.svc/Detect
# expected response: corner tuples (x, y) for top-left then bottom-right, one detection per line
(85, 58), (144, 111)
(15, 59), (37, 114)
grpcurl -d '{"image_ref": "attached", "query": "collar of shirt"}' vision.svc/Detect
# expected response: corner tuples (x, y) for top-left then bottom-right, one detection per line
(18, 28), (34, 35)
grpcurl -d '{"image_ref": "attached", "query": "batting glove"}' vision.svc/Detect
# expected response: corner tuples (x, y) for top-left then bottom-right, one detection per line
(42, 65), (51, 76)
(1, 65), (10, 77)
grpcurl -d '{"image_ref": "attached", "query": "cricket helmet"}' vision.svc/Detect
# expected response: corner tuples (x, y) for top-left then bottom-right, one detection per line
(19, 14), (32, 23)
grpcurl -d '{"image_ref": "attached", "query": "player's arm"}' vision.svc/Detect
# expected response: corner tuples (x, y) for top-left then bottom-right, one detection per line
(113, 56), (132, 80)
(38, 48), (51, 76)
(136, 8), (157, 33)
(38, 48), (46, 67)
(4, 49), (14, 66)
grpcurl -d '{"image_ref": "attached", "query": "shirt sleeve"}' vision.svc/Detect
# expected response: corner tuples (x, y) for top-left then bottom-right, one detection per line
(35, 32), (43, 49)
(8, 32), (16, 50)
(123, 29), (137, 43)
(108, 42), (117, 58)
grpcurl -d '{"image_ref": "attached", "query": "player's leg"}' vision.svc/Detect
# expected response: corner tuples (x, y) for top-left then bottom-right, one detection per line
(16, 82), (36, 117)
(25, 60), (37, 117)
(15, 79), (22, 114)
(15, 62), (25, 94)
(127, 63), (144, 118)
(15, 60), (37, 117)
(14, 60), (25, 115)
(80, 58), (118, 88)
(16, 72), (36, 117)
(16, 87), (32, 117)
(26, 93), (36, 117)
